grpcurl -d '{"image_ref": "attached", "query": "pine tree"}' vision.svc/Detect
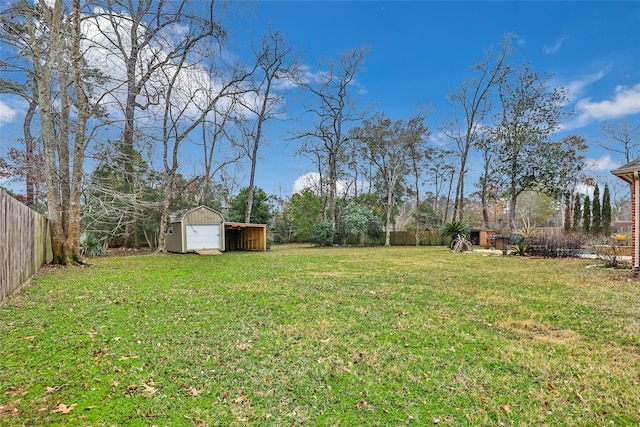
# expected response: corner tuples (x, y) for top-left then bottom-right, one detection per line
(592, 184), (601, 234)
(602, 183), (612, 236)
(583, 195), (591, 234)
(572, 194), (581, 232)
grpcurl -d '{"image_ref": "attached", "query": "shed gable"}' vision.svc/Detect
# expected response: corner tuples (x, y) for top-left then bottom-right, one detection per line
(183, 206), (223, 225)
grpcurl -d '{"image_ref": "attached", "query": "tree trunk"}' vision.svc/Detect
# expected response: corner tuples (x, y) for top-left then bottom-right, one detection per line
(36, 0), (68, 264)
(443, 170), (455, 224)
(66, 0), (89, 264)
(385, 185), (393, 247)
(157, 172), (176, 252)
(481, 192), (490, 230)
(328, 151), (337, 230)
(414, 173), (420, 246)
(23, 99), (37, 206)
(509, 193), (518, 232)
(452, 154), (468, 222)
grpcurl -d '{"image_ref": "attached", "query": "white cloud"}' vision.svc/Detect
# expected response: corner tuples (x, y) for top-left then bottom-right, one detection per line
(429, 130), (449, 147)
(0, 99), (18, 124)
(293, 172), (321, 194)
(292, 171), (358, 196)
(543, 36), (568, 54)
(570, 83), (640, 128)
(575, 183), (594, 198)
(78, 7), (263, 134)
(586, 154), (621, 173)
(564, 71), (606, 101)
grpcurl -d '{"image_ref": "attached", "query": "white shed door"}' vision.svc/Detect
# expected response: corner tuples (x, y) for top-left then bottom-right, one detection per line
(186, 224), (221, 250)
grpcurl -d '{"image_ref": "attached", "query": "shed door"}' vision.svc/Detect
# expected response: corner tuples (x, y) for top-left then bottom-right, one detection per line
(186, 224), (221, 250)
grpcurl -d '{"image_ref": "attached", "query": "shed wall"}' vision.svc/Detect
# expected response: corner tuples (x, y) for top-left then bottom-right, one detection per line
(470, 229), (496, 247)
(165, 222), (184, 253)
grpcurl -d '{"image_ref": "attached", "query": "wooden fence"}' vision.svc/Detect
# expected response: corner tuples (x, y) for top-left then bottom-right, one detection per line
(344, 230), (447, 246)
(0, 190), (52, 305)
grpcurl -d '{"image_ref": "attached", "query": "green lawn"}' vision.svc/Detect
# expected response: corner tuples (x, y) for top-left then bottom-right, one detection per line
(1, 245), (639, 426)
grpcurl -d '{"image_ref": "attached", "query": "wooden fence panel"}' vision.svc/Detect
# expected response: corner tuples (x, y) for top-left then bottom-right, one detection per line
(344, 230), (446, 246)
(0, 190), (52, 305)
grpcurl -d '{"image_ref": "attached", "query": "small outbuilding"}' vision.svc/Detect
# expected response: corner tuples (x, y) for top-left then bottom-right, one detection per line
(470, 228), (497, 248)
(225, 222), (267, 252)
(611, 158), (640, 270)
(165, 205), (268, 253)
(166, 206), (225, 253)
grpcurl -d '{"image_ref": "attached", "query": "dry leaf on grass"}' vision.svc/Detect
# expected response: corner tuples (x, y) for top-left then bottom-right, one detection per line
(0, 400), (21, 416)
(4, 386), (25, 397)
(142, 384), (157, 396)
(186, 387), (203, 397)
(45, 385), (67, 394)
(51, 403), (77, 414)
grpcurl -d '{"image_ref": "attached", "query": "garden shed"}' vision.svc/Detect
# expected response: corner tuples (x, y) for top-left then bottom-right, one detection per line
(225, 222), (267, 252)
(611, 158), (640, 270)
(470, 228), (497, 248)
(166, 206), (225, 253)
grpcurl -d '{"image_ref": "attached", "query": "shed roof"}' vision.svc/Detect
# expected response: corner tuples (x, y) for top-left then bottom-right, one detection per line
(168, 205), (223, 223)
(611, 157), (640, 183)
(225, 221), (266, 229)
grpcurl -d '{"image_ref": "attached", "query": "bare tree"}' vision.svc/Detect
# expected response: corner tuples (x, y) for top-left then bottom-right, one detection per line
(296, 47), (370, 232)
(85, 0), (227, 246)
(441, 34), (515, 222)
(0, 70), (42, 207)
(196, 105), (244, 206)
(357, 113), (424, 246)
(404, 112), (432, 245)
(425, 149), (456, 225)
(596, 120), (640, 164)
(240, 29), (299, 223)
(155, 49), (254, 251)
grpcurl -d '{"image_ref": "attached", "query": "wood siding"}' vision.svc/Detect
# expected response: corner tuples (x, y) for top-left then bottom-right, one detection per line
(1, 190), (52, 305)
(165, 222), (184, 253)
(225, 223), (267, 251)
(182, 207), (224, 225)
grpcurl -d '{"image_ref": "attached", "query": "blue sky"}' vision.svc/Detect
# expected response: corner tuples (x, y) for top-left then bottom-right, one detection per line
(238, 1), (640, 197)
(1, 1), (639, 199)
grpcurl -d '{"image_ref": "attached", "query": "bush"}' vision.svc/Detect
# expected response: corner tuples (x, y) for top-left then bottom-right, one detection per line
(80, 232), (108, 257)
(441, 222), (472, 252)
(593, 234), (629, 268)
(308, 220), (334, 246)
(527, 232), (589, 258)
(339, 204), (383, 245)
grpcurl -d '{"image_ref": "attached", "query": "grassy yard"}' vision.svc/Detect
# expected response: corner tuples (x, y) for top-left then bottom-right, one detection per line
(1, 245), (639, 426)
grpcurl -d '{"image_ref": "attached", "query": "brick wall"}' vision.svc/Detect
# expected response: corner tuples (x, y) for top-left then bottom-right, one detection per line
(633, 178), (637, 269)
